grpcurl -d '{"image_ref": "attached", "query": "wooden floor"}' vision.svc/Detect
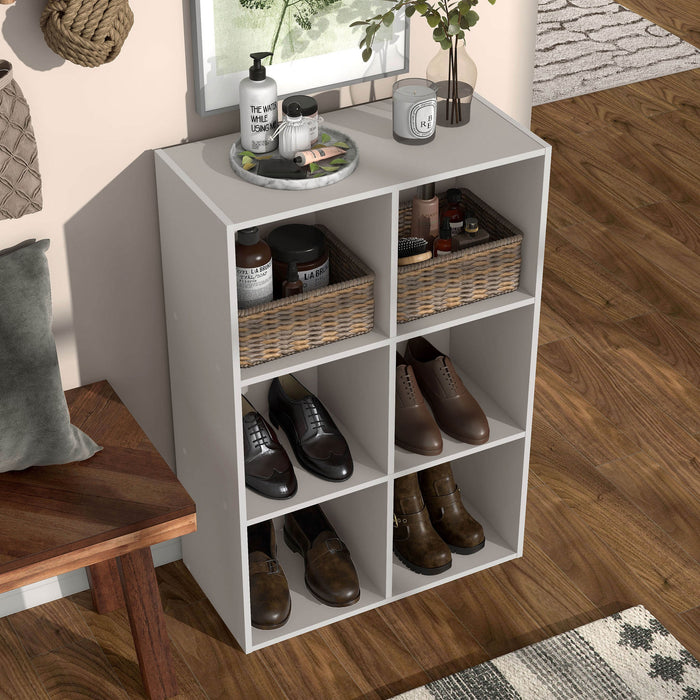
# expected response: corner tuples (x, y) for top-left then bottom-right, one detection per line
(2, 5), (698, 698)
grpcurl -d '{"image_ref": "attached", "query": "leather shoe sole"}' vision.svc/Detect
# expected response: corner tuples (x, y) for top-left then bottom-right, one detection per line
(449, 539), (485, 555)
(395, 437), (443, 456)
(393, 545), (452, 576)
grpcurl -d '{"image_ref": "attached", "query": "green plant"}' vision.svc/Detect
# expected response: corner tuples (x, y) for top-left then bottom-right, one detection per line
(351, 0), (495, 62)
(351, 0), (496, 124)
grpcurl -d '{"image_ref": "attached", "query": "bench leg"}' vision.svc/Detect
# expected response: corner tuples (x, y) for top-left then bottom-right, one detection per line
(118, 548), (178, 700)
(88, 559), (125, 613)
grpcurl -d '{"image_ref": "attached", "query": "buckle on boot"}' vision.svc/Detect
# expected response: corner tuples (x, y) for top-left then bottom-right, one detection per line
(393, 514), (399, 528)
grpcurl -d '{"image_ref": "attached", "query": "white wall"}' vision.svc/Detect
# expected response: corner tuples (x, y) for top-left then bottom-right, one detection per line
(0, 0), (537, 466)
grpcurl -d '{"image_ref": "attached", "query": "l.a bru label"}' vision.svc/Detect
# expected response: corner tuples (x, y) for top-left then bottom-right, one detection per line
(409, 99), (437, 139)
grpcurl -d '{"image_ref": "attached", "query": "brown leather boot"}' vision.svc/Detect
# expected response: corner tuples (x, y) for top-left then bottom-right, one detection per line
(418, 462), (485, 554)
(393, 472), (451, 575)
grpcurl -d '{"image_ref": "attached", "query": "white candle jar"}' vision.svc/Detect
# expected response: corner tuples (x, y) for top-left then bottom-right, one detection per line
(392, 78), (437, 145)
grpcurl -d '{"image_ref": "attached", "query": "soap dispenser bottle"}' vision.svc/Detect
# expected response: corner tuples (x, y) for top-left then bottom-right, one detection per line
(239, 52), (278, 153)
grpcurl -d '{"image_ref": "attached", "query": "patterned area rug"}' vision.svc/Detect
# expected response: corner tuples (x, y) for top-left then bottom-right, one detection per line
(392, 605), (700, 699)
(533, 0), (700, 105)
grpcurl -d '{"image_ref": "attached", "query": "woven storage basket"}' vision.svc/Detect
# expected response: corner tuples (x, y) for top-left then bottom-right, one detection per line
(397, 188), (523, 323)
(238, 226), (374, 367)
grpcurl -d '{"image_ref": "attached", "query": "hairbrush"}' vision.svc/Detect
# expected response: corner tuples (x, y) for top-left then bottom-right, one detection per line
(398, 237), (433, 265)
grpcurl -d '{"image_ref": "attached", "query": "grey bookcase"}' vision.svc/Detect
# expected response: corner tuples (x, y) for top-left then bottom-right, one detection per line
(155, 96), (551, 653)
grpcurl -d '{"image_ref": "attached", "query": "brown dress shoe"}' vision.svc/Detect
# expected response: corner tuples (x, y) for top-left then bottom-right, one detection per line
(419, 462), (485, 554)
(404, 336), (489, 445)
(248, 520), (291, 630)
(393, 472), (451, 575)
(242, 396), (297, 500)
(395, 353), (443, 456)
(283, 505), (360, 607)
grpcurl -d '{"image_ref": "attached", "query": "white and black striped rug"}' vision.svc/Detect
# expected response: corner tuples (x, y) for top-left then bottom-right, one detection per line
(392, 605), (700, 699)
(533, 0), (700, 105)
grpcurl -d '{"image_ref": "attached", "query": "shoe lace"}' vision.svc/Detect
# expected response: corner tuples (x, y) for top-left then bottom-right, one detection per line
(302, 396), (332, 433)
(245, 413), (270, 449)
(397, 366), (415, 401)
(439, 358), (457, 392)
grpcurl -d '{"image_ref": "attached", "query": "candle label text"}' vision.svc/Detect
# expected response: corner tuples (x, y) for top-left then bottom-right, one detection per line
(409, 99), (437, 139)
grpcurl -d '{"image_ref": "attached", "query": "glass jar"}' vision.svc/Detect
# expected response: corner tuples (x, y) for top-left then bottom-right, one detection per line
(282, 94), (319, 144)
(267, 224), (329, 297)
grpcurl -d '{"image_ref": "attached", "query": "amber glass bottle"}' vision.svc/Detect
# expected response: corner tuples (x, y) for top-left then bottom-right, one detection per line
(433, 218), (453, 256)
(282, 261), (304, 297)
(235, 227), (273, 309)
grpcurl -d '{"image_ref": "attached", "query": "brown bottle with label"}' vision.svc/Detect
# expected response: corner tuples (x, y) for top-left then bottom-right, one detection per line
(235, 227), (273, 309)
(433, 218), (454, 257)
(282, 261), (304, 297)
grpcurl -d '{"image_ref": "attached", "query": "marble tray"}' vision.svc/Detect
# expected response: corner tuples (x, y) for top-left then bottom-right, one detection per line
(229, 127), (358, 190)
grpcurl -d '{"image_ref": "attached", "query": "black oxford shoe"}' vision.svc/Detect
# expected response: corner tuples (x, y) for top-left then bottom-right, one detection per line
(242, 396), (297, 499)
(268, 375), (353, 482)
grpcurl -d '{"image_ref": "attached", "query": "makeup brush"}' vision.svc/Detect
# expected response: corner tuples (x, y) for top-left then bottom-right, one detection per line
(398, 237), (433, 265)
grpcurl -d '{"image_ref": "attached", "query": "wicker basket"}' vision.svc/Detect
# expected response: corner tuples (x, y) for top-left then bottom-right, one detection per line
(238, 226), (374, 367)
(397, 188), (523, 323)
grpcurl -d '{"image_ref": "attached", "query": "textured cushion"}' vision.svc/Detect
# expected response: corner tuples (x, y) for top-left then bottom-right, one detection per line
(0, 61), (42, 220)
(0, 239), (100, 472)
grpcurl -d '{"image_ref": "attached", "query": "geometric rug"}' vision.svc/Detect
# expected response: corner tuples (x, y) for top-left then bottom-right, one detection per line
(533, 0), (700, 105)
(391, 605), (700, 699)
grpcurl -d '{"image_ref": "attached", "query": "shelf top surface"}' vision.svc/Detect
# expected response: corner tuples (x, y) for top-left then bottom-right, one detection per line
(157, 96), (548, 228)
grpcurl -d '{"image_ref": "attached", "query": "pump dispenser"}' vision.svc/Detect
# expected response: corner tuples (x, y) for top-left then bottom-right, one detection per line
(239, 52), (278, 153)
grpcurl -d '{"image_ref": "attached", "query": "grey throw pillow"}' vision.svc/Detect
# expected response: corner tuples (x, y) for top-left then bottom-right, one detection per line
(0, 239), (101, 471)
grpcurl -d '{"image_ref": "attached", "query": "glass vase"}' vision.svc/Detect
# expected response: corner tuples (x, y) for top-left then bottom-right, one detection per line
(426, 38), (477, 127)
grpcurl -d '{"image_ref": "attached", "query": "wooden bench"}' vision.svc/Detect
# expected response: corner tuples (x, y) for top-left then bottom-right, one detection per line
(0, 381), (196, 699)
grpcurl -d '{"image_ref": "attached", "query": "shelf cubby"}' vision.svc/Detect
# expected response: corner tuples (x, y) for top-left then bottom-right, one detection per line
(244, 347), (391, 524)
(391, 439), (528, 598)
(250, 484), (389, 650)
(393, 308), (534, 474)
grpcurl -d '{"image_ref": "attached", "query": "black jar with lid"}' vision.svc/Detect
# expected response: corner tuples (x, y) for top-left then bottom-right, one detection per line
(282, 95), (319, 144)
(267, 223), (329, 298)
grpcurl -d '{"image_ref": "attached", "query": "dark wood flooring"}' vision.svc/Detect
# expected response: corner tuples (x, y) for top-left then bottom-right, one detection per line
(1, 2), (698, 696)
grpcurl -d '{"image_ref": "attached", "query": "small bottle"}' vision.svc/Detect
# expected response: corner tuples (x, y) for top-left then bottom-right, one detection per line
(441, 188), (466, 234)
(454, 217), (490, 249)
(282, 261), (304, 297)
(239, 52), (278, 154)
(433, 218), (453, 256)
(410, 183), (440, 247)
(235, 227), (273, 309)
(277, 102), (311, 160)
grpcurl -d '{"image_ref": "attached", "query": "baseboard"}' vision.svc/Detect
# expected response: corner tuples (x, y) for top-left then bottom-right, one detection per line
(0, 538), (183, 618)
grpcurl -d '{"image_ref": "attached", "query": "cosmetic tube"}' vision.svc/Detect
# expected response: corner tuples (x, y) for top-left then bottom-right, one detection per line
(293, 146), (346, 166)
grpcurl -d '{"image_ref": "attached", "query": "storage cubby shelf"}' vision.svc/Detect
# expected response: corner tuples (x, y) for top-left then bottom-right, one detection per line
(156, 93), (550, 653)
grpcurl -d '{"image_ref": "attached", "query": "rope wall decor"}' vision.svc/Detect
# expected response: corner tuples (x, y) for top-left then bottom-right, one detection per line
(40, 0), (134, 67)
